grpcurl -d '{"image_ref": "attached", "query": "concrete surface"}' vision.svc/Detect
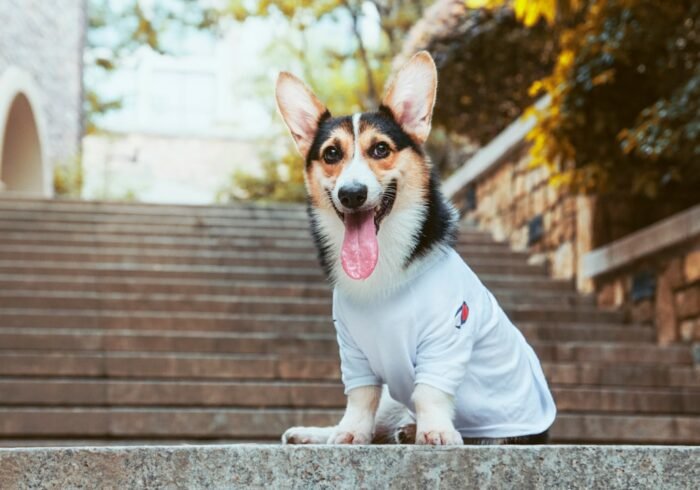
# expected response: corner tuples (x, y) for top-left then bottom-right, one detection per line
(0, 445), (698, 489)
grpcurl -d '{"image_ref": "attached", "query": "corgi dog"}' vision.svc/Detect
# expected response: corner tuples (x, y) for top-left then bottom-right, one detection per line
(275, 51), (556, 445)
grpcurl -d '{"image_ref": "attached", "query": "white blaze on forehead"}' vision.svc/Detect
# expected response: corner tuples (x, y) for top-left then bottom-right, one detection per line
(352, 112), (362, 158)
(334, 113), (382, 207)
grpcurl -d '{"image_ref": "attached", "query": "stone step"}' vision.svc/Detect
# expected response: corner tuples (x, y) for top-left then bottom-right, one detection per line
(0, 446), (697, 488)
(0, 352), (341, 380)
(0, 261), (571, 289)
(0, 231), (318, 252)
(0, 211), (311, 229)
(1, 379), (697, 415)
(552, 413), (700, 444)
(0, 274), (332, 298)
(0, 275), (593, 305)
(0, 323), (651, 354)
(0, 309), (332, 332)
(0, 302), (625, 329)
(0, 219), (497, 244)
(0, 324), (654, 354)
(0, 439), (271, 447)
(0, 196), (309, 218)
(0, 231), (522, 257)
(0, 248), (546, 276)
(0, 220), (315, 240)
(0, 407), (697, 443)
(0, 351), (700, 389)
(546, 363), (700, 389)
(0, 291), (609, 318)
(0, 329), (338, 355)
(0, 345), (692, 381)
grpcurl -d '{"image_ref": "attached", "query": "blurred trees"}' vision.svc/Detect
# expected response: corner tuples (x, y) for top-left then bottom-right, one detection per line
(468, 0), (700, 201)
(84, 1), (699, 205)
(85, 0), (219, 134)
(425, 7), (556, 145)
(215, 0), (431, 202)
(85, 1), (430, 202)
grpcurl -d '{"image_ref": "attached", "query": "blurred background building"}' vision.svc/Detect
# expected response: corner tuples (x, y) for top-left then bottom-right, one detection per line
(0, 0), (85, 196)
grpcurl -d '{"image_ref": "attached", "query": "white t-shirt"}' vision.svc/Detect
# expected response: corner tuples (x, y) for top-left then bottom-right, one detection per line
(333, 247), (557, 438)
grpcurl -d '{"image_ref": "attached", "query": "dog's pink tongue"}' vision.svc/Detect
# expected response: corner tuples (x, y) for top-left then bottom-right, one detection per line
(341, 210), (378, 280)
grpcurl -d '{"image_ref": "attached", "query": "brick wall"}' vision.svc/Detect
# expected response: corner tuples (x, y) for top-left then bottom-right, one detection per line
(0, 0), (86, 168)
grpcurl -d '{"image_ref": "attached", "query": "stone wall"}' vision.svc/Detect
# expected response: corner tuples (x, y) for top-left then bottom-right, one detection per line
(460, 142), (593, 287)
(0, 0), (85, 173)
(454, 137), (699, 344)
(596, 235), (700, 345)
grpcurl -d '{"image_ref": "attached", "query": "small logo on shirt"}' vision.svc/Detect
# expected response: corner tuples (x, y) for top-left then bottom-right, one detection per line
(454, 301), (469, 329)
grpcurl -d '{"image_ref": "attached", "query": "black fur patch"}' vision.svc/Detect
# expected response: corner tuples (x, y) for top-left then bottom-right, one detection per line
(361, 108), (422, 155)
(307, 199), (335, 279)
(306, 113), (351, 168)
(406, 169), (457, 266)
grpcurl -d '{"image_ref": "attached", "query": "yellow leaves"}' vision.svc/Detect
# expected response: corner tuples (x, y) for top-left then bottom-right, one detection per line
(591, 69), (615, 86)
(528, 80), (544, 97)
(557, 49), (575, 70)
(467, 1), (588, 26)
(465, 0), (504, 8)
(514, 0), (556, 26)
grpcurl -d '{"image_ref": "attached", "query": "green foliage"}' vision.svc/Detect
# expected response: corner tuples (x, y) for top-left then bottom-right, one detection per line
(217, 144), (306, 203)
(218, 0), (430, 202)
(527, 0), (700, 199)
(426, 7), (556, 144)
(53, 154), (84, 198)
(86, 1), (429, 202)
(464, 0), (699, 201)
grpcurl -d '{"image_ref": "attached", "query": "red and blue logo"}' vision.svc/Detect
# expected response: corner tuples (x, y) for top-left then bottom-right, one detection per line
(454, 301), (469, 329)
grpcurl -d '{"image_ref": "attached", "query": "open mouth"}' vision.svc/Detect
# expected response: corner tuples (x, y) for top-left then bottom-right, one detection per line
(328, 180), (397, 281)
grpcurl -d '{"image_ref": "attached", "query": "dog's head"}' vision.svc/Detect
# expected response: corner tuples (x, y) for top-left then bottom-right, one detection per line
(275, 52), (443, 285)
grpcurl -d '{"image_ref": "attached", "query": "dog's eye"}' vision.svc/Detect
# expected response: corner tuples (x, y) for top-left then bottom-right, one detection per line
(322, 146), (342, 164)
(370, 142), (391, 159)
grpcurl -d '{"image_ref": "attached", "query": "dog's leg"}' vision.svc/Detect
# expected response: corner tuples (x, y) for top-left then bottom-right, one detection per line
(372, 385), (416, 444)
(412, 384), (463, 445)
(327, 385), (381, 444)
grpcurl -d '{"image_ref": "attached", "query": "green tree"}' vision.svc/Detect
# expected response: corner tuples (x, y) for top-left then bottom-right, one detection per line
(468, 0), (700, 200)
(217, 0), (431, 203)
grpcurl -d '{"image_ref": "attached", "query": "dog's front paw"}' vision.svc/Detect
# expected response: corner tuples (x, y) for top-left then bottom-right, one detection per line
(416, 428), (464, 446)
(282, 426), (333, 444)
(327, 428), (372, 445)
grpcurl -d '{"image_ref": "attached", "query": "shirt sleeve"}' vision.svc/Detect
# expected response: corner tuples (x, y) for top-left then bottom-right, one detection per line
(333, 316), (382, 394)
(414, 300), (477, 396)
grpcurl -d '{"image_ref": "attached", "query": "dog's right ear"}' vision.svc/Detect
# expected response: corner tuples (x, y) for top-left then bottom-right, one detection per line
(275, 73), (328, 158)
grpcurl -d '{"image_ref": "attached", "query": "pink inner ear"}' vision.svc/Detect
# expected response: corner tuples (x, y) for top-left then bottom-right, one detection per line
(397, 100), (414, 125)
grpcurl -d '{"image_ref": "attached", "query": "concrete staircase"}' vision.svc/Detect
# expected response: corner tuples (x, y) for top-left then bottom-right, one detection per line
(0, 197), (698, 446)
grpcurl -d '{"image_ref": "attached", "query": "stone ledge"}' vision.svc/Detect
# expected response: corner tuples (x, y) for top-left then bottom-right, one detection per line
(581, 204), (700, 279)
(1, 445), (698, 489)
(442, 96), (550, 200)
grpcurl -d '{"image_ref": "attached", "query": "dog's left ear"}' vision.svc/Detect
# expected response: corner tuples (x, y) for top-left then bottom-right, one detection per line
(381, 51), (437, 145)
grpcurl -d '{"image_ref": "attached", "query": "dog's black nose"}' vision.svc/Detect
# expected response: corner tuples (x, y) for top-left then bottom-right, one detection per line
(338, 184), (368, 210)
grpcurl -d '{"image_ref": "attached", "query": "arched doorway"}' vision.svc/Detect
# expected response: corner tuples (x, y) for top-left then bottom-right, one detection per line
(0, 93), (44, 193)
(0, 66), (50, 196)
